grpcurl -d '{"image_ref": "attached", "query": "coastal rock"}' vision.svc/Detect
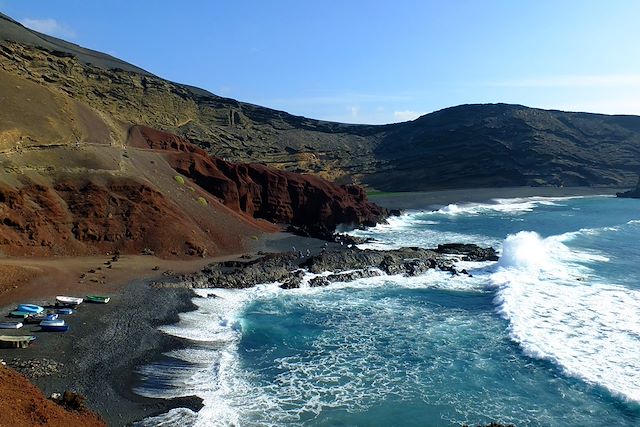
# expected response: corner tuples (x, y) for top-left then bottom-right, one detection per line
(616, 176), (640, 198)
(181, 243), (497, 289)
(0, 364), (105, 426)
(308, 268), (384, 287)
(435, 243), (499, 261)
(8, 358), (63, 378)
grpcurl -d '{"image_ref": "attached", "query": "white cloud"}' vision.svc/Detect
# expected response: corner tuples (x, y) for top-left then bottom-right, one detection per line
(493, 74), (640, 88)
(393, 110), (424, 122)
(350, 106), (360, 117)
(20, 18), (76, 39)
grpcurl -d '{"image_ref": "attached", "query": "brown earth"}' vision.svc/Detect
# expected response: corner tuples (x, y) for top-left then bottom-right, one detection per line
(0, 364), (105, 427)
(0, 122), (385, 256)
(129, 125), (386, 235)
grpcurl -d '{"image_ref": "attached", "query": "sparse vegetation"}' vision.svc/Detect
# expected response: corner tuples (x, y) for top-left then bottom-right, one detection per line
(197, 196), (208, 206)
(173, 175), (185, 185)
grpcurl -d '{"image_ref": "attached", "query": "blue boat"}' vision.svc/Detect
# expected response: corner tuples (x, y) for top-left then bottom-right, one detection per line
(39, 319), (65, 327)
(16, 304), (44, 314)
(25, 313), (58, 324)
(56, 308), (74, 315)
(40, 324), (69, 332)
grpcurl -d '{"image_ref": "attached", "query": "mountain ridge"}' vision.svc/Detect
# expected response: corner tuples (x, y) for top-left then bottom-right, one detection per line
(1, 12), (639, 191)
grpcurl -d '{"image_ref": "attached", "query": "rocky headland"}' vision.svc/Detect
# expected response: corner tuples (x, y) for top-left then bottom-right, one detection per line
(163, 243), (498, 290)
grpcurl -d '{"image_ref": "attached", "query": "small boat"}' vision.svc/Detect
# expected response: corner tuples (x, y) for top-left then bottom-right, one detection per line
(0, 335), (36, 349)
(0, 322), (23, 329)
(40, 324), (69, 332)
(85, 295), (110, 304)
(56, 308), (74, 315)
(39, 319), (65, 327)
(25, 313), (58, 324)
(16, 304), (44, 314)
(55, 296), (83, 306)
(9, 311), (31, 319)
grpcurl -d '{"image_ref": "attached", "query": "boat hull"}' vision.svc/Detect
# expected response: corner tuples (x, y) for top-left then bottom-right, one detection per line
(85, 295), (110, 304)
(40, 325), (69, 332)
(0, 335), (36, 349)
(39, 319), (65, 327)
(55, 296), (83, 306)
(16, 304), (44, 314)
(9, 311), (30, 319)
(0, 322), (23, 329)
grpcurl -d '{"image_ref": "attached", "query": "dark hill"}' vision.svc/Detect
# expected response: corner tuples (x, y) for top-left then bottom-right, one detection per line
(1, 13), (639, 191)
(372, 104), (640, 190)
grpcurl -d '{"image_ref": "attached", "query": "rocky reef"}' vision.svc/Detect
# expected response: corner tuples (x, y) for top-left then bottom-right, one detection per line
(168, 244), (498, 289)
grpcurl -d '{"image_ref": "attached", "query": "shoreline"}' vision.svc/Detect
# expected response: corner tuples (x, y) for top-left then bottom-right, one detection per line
(0, 278), (204, 425)
(368, 186), (622, 210)
(0, 234), (346, 425)
(0, 186), (626, 425)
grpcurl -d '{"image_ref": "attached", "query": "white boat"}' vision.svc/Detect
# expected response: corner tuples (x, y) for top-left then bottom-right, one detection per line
(55, 296), (83, 306)
(39, 319), (65, 327)
(0, 322), (23, 329)
(0, 335), (36, 348)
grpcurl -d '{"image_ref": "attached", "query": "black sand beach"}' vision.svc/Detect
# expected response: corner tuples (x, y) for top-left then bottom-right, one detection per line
(0, 234), (344, 425)
(0, 281), (202, 426)
(369, 186), (621, 210)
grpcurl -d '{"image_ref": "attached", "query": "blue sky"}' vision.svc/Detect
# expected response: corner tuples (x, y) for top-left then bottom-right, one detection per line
(2, 0), (640, 123)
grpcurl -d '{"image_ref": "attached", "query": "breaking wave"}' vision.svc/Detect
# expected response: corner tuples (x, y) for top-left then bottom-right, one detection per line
(490, 231), (640, 403)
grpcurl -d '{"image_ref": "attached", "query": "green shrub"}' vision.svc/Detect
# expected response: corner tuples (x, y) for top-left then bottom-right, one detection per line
(174, 175), (185, 185)
(197, 197), (208, 206)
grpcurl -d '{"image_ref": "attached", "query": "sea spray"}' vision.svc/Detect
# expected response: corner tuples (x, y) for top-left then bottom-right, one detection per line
(491, 230), (640, 403)
(136, 196), (640, 426)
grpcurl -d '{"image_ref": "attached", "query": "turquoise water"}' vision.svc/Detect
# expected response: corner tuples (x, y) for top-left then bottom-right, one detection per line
(137, 195), (640, 427)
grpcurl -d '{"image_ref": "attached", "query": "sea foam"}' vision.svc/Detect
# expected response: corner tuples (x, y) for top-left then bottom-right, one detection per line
(491, 231), (640, 403)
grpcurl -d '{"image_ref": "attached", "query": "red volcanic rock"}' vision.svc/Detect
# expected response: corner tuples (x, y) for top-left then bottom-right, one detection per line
(127, 125), (207, 155)
(170, 154), (386, 235)
(0, 177), (223, 256)
(127, 126), (387, 236)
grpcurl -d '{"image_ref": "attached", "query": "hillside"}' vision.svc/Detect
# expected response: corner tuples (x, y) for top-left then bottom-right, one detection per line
(0, 365), (105, 427)
(1, 12), (639, 194)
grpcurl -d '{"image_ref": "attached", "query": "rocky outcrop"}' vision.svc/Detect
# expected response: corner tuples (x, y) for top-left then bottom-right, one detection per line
(435, 243), (499, 261)
(616, 176), (640, 198)
(131, 126), (387, 238)
(175, 244), (497, 289)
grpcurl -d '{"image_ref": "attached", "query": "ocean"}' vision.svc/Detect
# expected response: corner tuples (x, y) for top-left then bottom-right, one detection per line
(135, 195), (640, 426)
